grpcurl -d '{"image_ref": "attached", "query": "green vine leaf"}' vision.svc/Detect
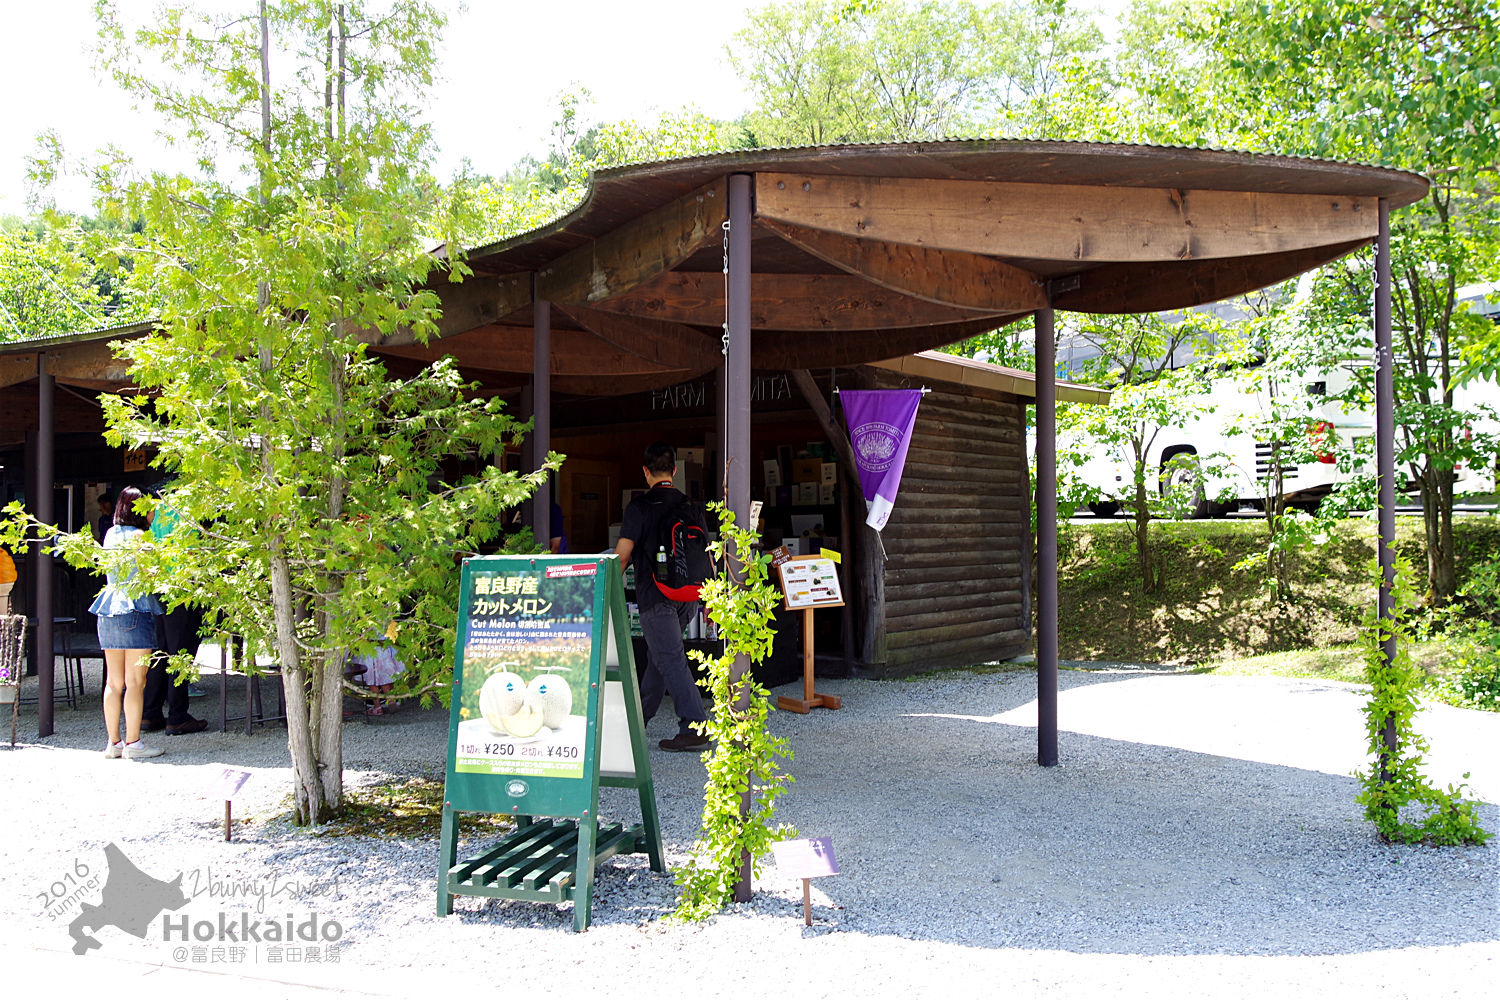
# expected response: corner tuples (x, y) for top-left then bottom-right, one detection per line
(1355, 556), (1490, 846)
(673, 504), (796, 920)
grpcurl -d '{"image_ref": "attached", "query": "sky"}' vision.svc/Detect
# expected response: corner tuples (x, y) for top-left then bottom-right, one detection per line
(0, 0), (1130, 219)
(0, 0), (762, 216)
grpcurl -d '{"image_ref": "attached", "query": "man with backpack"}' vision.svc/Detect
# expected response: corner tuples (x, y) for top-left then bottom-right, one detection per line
(613, 442), (712, 753)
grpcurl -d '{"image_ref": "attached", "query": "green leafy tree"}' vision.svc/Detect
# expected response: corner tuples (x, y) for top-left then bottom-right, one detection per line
(0, 218), (152, 340)
(728, 0), (1104, 146)
(1295, 234), (1500, 604)
(940, 314), (1039, 369)
(1129, 0), (1500, 603)
(980, 0), (1108, 136)
(1057, 312), (1227, 591)
(455, 90), (746, 248)
(63, 0), (555, 823)
(1203, 295), (1367, 601)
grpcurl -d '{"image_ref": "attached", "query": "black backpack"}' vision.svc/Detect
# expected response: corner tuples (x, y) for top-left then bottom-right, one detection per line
(648, 494), (716, 601)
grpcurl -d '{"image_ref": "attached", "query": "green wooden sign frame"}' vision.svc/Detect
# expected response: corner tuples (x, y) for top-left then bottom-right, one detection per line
(437, 554), (663, 931)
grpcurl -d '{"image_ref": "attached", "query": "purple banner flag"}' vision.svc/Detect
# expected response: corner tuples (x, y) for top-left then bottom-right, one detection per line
(840, 389), (923, 531)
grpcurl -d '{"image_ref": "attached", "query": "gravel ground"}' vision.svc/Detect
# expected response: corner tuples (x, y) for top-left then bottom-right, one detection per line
(1, 664), (1496, 999)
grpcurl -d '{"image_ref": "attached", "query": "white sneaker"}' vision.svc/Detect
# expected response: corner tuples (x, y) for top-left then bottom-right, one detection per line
(103, 741), (123, 759)
(124, 740), (164, 761)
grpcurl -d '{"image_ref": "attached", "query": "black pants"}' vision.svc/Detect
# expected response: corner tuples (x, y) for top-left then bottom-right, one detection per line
(142, 605), (203, 726)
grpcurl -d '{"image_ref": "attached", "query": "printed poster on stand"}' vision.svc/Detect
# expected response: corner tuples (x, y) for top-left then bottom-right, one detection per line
(453, 561), (599, 780)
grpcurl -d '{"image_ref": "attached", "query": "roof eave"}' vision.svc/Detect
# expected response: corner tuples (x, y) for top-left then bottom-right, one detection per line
(870, 350), (1110, 405)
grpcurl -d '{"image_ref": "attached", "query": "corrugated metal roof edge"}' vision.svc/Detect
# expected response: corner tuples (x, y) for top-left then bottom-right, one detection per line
(592, 135), (1427, 184)
(464, 136), (1430, 262)
(0, 320), (155, 354)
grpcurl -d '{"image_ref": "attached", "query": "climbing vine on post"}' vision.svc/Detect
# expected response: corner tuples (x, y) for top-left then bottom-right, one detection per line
(674, 505), (795, 920)
(1355, 556), (1489, 846)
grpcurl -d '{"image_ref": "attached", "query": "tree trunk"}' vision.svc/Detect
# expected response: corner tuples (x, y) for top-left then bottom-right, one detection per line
(255, 0), (336, 826)
(270, 554), (337, 824)
(1262, 439), (1292, 604)
(1132, 475), (1156, 593)
(1421, 470), (1458, 605)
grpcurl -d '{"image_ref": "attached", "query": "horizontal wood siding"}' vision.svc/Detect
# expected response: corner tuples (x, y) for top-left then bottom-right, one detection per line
(873, 371), (1029, 672)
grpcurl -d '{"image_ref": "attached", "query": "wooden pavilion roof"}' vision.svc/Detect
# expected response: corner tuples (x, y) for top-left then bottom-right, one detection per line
(0, 140), (1428, 408)
(366, 139), (1428, 396)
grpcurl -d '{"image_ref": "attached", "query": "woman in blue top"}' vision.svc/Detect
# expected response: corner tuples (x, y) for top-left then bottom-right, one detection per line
(89, 486), (166, 761)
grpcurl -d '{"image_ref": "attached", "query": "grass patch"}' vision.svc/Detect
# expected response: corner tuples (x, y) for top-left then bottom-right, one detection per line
(1058, 517), (1500, 666)
(310, 776), (515, 839)
(1194, 640), (1481, 700)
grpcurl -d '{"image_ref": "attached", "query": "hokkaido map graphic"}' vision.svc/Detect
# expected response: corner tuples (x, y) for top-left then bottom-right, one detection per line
(68, 843), (188, 954)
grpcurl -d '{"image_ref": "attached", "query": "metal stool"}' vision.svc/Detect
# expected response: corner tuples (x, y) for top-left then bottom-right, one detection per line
(52, 619), (86, 705)
(21, 617), (80, 710)
(61, 626), (103, 702)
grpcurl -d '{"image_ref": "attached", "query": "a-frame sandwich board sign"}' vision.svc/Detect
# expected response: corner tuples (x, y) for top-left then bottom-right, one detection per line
(437, 554), (664, 931)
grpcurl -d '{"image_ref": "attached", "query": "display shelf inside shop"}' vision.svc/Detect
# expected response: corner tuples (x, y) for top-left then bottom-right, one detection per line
(623, 563), (804, 691)
(757, 446), (841, 557)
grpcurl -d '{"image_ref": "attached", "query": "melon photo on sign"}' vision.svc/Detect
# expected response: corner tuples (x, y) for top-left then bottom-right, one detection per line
(528, 673), (573, 729)
(498, 698), (546, 738)
(479, 671), (526, 736)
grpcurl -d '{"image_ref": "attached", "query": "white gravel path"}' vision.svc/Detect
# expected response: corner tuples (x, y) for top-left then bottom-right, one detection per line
(1, 665), (1495, 999)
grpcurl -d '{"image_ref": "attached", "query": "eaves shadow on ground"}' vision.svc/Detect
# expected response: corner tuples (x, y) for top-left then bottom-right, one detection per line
(448, 669), (1499, 951)
(16, 664), (1490, 960)
(750, 670), (1500, 958)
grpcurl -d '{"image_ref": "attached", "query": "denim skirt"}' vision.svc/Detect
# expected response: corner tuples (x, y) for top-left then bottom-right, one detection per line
(96, 610), (156, 650)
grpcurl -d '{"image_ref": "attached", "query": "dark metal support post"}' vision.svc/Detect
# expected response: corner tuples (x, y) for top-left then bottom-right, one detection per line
(1035, 307), (1058, 767)
(726, 172), (753, 901)
(716, 365), (727, 497)
(36, 355), (55, 738)
(532, 298), (552, 549)
(1374, 200), (1397, 776)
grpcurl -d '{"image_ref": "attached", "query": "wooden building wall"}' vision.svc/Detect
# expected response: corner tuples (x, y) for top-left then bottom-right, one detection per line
(869, 369), (1030, 672)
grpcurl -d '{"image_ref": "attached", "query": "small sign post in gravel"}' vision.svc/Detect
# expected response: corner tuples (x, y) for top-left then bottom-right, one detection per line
(772, 836), (840, 926)
(775, 556), (845, 714)
(217, 767), (252, 841)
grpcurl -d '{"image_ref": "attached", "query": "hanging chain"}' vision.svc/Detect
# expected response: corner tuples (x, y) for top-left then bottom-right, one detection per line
(720, 219), (731, 357)
(719, 217), (733, 504)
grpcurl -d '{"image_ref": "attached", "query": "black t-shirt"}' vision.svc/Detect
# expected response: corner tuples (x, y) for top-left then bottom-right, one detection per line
(620, 483), (687, 611)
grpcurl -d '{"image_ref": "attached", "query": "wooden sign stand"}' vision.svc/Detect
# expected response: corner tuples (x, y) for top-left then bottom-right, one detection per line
(776, 607), (843, 714)
(437, 555), (663, 932)
(775, 555), (844, 714)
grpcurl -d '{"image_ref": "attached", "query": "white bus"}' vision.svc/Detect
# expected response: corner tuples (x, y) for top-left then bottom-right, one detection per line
(1064, 284), (1500, 516)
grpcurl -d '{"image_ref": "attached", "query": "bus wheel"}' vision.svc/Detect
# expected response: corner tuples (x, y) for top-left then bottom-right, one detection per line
(1161, 448), (1208, 518)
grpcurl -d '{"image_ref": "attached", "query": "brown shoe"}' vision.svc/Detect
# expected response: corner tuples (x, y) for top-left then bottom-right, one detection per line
(658, 732), (711, 753)
(166, 717), (208, 735)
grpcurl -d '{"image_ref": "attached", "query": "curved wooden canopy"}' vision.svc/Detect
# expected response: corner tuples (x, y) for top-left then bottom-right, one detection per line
(366, 139), (1427, 395)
